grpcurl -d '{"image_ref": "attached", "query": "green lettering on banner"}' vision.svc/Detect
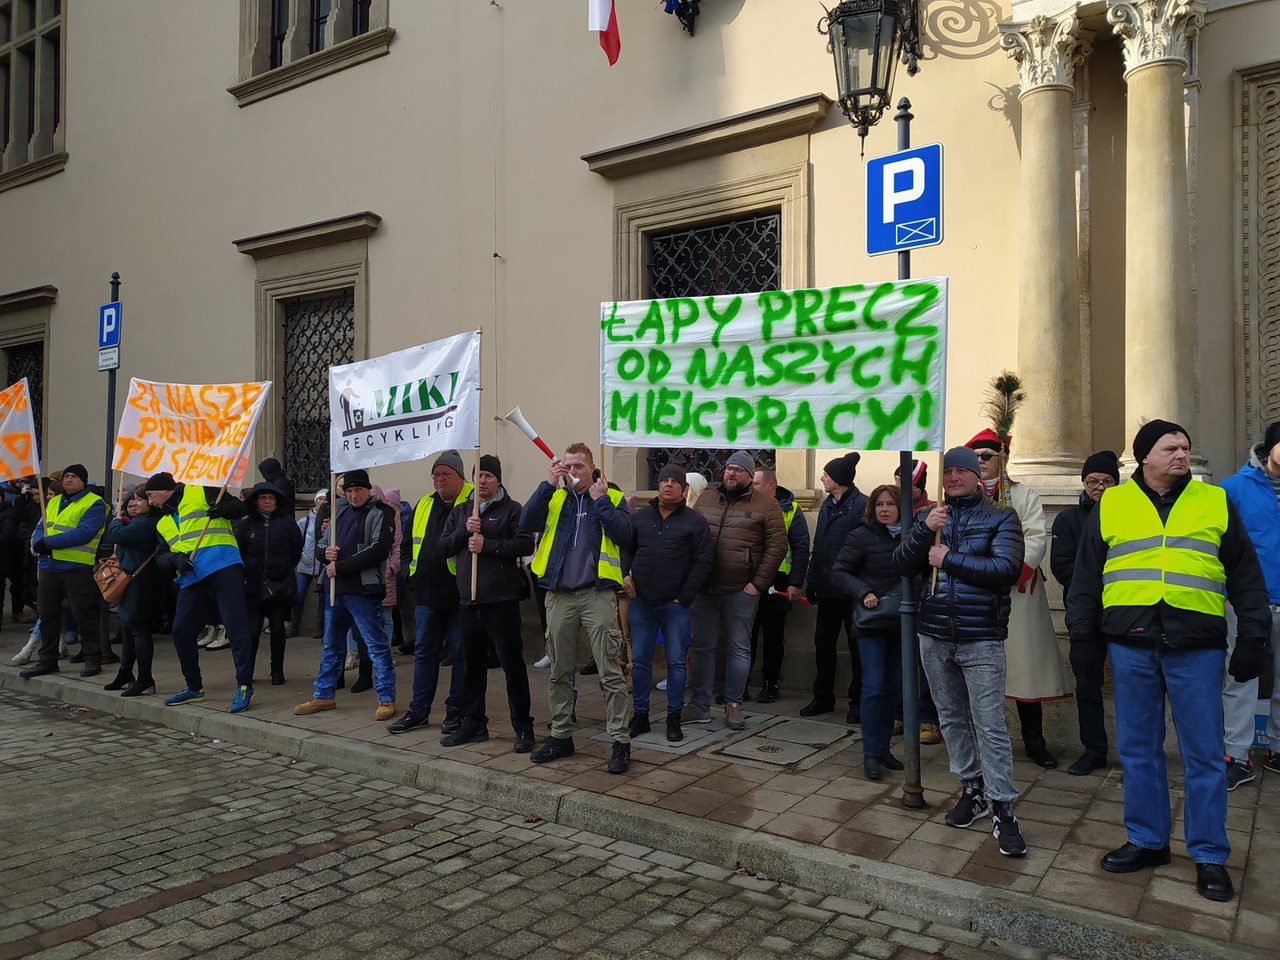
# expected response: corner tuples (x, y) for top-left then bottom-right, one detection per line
(600, 278), (948, 452)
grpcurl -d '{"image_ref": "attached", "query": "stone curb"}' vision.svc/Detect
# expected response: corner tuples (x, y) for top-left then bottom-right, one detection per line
(1, 668), (1266, 960)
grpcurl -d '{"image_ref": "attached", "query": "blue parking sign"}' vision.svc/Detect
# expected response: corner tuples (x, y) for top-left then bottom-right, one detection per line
(866, 144), (943, 257)
(99, 301), (121, 349)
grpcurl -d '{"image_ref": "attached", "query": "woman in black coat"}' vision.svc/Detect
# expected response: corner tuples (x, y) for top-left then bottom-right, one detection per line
(102, 485), (165, 696)
(237, 481), (304, 685)
(832, 484), (907, 781)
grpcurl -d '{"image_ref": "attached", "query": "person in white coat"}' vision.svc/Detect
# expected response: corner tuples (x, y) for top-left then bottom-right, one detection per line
(967, 429), (1070, 768)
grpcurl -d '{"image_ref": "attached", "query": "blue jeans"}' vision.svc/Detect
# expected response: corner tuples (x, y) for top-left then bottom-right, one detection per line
(629, 597), (690, 716)
(690, 590), (759, 709)
(1108, 642), (1229, 864)
(314, 594), (395, 702)
(858, 629), (901, 758)
(919, 636), (1017, 802)
(410, 604), (463, 718)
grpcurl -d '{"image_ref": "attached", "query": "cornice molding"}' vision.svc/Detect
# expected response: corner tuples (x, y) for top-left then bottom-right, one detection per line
(227, 27), (395, 107)
(0, 152), (67, 196)
(233, 212), (382, 259)
(0, 285), (57, 315)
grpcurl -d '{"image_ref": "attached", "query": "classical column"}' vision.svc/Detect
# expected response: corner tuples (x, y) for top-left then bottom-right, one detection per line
(1107, 0), (1206, 460)
(999, 10), (1092, 482)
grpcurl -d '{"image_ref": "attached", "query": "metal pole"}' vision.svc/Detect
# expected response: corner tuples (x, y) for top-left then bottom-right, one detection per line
(894, 98), (925, 810)
(104, 272), (120, 506)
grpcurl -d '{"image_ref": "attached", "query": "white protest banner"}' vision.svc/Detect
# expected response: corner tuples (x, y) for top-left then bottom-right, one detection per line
(113, 379), (271, 487)
(601, 279), (947, 451)
(328, 330), (481, 471)
(0, 378), (41, 481)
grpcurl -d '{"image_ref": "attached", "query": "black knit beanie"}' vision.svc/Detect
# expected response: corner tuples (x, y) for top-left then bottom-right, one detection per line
(1132, 420), (1189, 464)
(1080, 450), (1120, 483)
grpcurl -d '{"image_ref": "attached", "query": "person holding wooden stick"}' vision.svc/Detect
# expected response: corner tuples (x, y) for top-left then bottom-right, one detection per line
(893, 446), (1027, 857)
(145, 471), (254, 712)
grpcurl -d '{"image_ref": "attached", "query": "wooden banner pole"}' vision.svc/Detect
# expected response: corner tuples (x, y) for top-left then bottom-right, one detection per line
(329, 472), (337, 605)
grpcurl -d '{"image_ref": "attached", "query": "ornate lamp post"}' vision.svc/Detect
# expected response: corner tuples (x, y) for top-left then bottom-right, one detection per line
(821, 0), (928, 812)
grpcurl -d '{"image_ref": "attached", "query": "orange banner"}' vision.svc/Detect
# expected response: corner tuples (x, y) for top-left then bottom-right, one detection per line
(0, 379), (41, 482)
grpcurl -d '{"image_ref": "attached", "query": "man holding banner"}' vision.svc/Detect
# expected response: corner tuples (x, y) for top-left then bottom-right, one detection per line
(21, 464), (107, 679)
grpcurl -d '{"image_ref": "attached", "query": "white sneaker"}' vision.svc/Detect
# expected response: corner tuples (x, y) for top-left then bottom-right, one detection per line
(344, 652), (359, 671)
(656, 679), (668, 691)
(196, 626), (214, 648)
(534, 655), (552, 668)
(206, 627), (230, 651)
(10, 636), (39, 665)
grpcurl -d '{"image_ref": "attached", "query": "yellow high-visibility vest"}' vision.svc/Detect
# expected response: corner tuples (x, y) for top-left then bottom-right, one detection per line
(45, 492), (105, 566)
(529, 487), (624, 586)
(409, 482), (474, 577)
(1099, 479), (1228, 617)
(156, 486), (238, 555)
(778, 502), (798, 575)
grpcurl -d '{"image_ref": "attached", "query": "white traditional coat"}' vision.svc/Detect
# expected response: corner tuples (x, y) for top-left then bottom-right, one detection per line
(1005, 480), (1071, 701)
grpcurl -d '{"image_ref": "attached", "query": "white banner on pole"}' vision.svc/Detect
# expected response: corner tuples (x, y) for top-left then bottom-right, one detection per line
(329, 331), (481, 472)
(0, 378), (41, 481)
(600, 279), (948, 451)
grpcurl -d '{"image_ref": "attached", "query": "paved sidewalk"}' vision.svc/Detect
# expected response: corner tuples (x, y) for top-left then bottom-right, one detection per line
(2, 623), (1275, 958)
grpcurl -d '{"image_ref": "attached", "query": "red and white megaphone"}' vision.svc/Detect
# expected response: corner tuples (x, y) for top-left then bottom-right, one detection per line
(501, 405), (556, 460)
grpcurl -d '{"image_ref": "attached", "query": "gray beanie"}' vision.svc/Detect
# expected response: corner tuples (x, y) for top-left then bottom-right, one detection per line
(432, 449), (465, 478)
(942, 446), (982, 477)
(724, 450), (756, 475)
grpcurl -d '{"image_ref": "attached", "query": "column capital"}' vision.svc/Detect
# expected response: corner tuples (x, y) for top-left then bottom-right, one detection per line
(1106, 0), (1206, 75)
(1000, 8), (1092, 95)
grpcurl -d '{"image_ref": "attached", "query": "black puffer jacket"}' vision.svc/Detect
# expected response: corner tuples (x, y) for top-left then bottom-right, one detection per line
(627, 499), (713, 607)
(831, 521), (902, 607)
(236, 487), (304, 597)
(893, 490), (1024, 642)
(1049, 492), (1093, 593)
(808, 486), (867, 601)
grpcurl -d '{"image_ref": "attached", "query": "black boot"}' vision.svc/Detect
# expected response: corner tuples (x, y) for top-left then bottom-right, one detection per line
(121, 675), (156, 698)
(666, 712), (684, 743)
(103, 669), (135, 691)
(1024, 734), (1058, 769)
(628, 712), (650, 738)
(350, 654), (373, 693)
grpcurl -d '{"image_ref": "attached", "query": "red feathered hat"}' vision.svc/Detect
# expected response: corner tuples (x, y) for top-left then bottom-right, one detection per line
(966, 428), (1009, 452)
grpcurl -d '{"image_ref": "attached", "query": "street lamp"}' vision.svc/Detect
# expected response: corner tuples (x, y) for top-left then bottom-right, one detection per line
(818, 0), (922, 147)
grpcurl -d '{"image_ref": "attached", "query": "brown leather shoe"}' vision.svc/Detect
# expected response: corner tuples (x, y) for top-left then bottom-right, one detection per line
(375, 701), (396, 721)
(294, 698), (336, 716)
(919, 723), (943, 745)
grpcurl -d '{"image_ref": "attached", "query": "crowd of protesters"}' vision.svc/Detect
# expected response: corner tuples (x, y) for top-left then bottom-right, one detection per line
(8, 420), (1279, 902)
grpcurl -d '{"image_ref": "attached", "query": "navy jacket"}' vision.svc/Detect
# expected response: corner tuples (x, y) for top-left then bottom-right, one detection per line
(808, 486), (867, 601)
(627, 499), (713, 607)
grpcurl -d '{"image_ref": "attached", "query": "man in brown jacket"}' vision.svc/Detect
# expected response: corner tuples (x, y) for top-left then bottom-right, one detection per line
(688, 451), (788, 729)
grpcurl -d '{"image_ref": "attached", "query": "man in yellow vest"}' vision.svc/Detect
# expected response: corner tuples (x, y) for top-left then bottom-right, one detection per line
(521, 442), (633, 773)
(1067, 419), (1271, 903)
(145, 471), (255, 712)
(387, 449), (473, 736)
(20, 464), (106, 679)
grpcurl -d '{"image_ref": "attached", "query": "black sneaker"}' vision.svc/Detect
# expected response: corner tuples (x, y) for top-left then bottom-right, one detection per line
(513, 729), (534, 754)
(1263, 751), (1280, 774)
(440, 712), (462, 735)
(628, 712), (650, 738)
(756, 682), (780, 704)
(1226, 756), (1256, 791)
(440, 720), (489, 747)
(387, 711), (429, 735)
(991, 801), (1027, 857)
(579, 659), (598, 676)
(531, 736), (575, 764)
(607, 741), (631, 774)
(944, 780), (988, 828)
(799, 700), (834, 717)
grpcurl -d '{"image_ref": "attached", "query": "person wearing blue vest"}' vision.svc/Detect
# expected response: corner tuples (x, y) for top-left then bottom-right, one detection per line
(1067, 420), (1271, 903)
(145, 471), (254, 712)
(521, 442), (633, 773)
(1217, 421), (1280, 787)
(20, 464), (107, 679)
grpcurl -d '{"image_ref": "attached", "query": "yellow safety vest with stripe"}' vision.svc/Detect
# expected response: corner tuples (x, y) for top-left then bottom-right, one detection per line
(409, 482), (474, 577)
(529, 487), (624, 586)
(45, 492), (106, 566)
(1099, 479), (1228, 617)
(155, 486), (240, 583)
(778, 502), (798, 575)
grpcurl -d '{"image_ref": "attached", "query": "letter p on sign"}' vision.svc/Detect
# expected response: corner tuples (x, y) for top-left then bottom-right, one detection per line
(865, 143), (943, 257)
(99, 302), (121, 349)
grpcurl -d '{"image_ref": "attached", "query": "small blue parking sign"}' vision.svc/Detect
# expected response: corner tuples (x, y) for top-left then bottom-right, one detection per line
(99, 301), (121, 349)
(866, 143), (943, 257)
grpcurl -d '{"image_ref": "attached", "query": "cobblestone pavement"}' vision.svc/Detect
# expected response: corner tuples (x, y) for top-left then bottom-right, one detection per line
(0, 690), (1071, 960)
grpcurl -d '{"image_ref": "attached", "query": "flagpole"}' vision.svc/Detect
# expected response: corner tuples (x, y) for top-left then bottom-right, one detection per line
(471, 327), (484, 603)
(329, 472), (338, 605)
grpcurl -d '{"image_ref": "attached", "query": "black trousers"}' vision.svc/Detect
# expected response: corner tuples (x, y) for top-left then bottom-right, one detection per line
(36, 567), (102, 667)
(811, 598), (859, 705)
(247, 591), (292, 677)
(459, 599), (533, 733)
(750, 591), (790, 684)
(120, 619), (155, 680)
(1070, 641), (1109, 754)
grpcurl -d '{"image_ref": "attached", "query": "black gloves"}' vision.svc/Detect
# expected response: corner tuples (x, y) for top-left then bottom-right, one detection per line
(157, 552), (194, 576)
(31, 539), (50, 556)
(1228, 643), (1268, 684)
(206, 501), (237, 520)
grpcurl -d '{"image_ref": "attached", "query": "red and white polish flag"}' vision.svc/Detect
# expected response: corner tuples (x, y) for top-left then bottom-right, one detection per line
(588, 0), (620, 65)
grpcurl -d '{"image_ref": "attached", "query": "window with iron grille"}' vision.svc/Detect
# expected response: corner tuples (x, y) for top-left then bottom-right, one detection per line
(0, 0), (61, 177)
(644, 212), (780, 487)
(5, 339), (42, 453)
(281, 289), (354, 493)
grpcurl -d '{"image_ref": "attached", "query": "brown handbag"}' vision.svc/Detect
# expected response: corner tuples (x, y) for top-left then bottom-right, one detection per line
(93, 551), (157, 604)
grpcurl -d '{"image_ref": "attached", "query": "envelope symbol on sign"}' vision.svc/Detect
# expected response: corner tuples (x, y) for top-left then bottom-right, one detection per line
(896, 218), (937, 244)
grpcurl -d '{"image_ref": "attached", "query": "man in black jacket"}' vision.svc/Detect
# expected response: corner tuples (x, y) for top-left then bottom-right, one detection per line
(624, 464), (713, 744)
(438, 456), (535, 752)
(802, 452), (867, 722)
(1049, 450), (1119, 776)
(1066, 420), (1270, 903)
(750, 468), (809, 704)
(894, 446), (1027, 858)
(294, 469), (396, 720)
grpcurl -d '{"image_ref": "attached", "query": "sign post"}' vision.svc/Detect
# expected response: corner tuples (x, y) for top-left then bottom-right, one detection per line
(99, 275), (122, 504)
